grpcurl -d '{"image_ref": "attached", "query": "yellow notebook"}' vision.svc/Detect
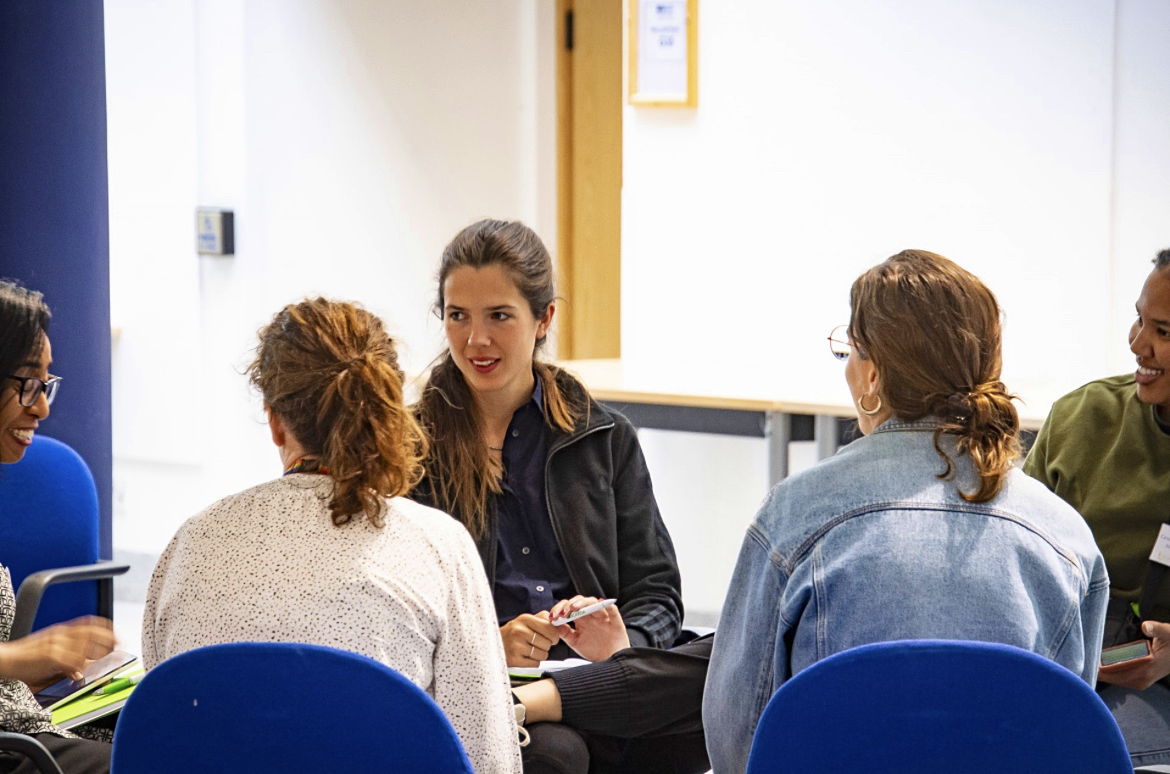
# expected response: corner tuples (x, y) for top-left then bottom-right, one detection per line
(50, 664), (144, 729)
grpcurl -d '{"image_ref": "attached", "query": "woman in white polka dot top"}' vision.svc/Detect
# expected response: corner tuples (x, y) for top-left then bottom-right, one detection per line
(141, 298), (521, 773)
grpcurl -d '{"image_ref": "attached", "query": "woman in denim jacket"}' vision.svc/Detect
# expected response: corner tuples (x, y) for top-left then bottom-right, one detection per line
(704, 251), (1110, 774)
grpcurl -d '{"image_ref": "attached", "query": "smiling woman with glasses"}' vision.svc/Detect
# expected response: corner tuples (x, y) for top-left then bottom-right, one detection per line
(0, 278), (116, 773)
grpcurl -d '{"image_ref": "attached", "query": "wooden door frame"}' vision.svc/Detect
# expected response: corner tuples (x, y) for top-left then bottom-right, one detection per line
(555, 0), (623, 361)
(556, 0), (575, 358)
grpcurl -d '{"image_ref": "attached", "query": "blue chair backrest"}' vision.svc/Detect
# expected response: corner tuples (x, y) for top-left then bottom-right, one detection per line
(111, 642), (474, 773)
(745, 639), (1132, 774)
(0, 435), (100, 630)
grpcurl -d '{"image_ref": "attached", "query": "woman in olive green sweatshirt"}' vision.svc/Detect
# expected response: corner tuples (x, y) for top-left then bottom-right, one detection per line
(1025, 248), (1170, 768)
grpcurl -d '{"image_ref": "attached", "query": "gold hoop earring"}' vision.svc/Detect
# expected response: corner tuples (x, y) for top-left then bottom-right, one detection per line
(858, 394), (882, 416)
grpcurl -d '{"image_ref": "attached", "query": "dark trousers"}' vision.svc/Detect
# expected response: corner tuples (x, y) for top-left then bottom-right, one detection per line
(0, 734), (109, 774)
(522, 635), (711, 774)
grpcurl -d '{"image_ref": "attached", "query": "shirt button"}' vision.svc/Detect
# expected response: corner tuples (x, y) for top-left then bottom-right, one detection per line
(511, 429), (520, 438)
(536, 585), (545, 592)
(521, 547), (531, 555)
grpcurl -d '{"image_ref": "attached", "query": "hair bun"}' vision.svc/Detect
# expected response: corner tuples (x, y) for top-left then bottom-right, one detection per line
(944, 391), (974, 420)
(931, 380), (1011, 421)
(926, 391), (973, 421)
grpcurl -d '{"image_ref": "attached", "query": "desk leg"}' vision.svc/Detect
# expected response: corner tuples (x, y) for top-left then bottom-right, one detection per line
(814, 415), (840, 461)
(765, 411), (790, 487)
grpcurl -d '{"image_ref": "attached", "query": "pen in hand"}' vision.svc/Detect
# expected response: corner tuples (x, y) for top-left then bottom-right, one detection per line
(549, 598), (617, 626)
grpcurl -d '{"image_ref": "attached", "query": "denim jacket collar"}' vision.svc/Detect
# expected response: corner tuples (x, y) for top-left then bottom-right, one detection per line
(869, 415), (944, 434)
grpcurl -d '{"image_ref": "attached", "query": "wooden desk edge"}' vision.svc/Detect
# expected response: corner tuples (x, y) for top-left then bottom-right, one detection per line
(588, 387), (856, 418)
(560, 360), (1047, 431)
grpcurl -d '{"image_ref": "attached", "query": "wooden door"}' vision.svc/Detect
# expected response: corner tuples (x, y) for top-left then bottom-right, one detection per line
(556, 0), (623, 359)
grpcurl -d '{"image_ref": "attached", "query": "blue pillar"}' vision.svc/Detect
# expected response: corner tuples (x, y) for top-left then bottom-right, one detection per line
(0, 1), (113, 559)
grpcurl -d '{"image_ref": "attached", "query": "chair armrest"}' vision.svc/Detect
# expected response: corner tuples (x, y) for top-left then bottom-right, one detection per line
(11, 562), (131, 640)
(0, 731), (65, 774)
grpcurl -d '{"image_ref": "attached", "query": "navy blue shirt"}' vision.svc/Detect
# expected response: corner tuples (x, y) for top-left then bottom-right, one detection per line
(492, 379), (574, 627)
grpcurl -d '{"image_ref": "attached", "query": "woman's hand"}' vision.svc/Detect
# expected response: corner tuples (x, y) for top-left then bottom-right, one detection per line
(1099, 620), (1170, 690)
(0, 616), (115, 686)
(551, 595), (630, 662)
(500, 613), (562, 667)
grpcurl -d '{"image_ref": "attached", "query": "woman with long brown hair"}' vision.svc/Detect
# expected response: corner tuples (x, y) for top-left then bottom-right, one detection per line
(142, 298), (520, 773)
(413, 219), (691, 773)
(413, 219), (682, 665)
(704, 251), (1109, 774)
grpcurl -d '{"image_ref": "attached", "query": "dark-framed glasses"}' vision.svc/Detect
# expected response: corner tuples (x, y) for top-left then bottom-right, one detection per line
(827, 325), (852, 361)
(6, 375), (62, 407)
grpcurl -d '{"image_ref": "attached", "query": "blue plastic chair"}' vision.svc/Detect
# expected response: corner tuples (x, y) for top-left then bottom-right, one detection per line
(110, 642), (474, 773)
(745, 639), (1132, 773)
(0, 434), (127, 637)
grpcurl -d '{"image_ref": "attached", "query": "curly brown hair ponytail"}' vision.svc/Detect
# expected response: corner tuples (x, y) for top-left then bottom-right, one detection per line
(849, 250), (1021, 502)
(249, 298), (427, 526)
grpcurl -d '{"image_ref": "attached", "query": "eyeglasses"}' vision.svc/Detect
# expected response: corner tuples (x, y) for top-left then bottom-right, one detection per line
(827, 325), (852, 361)
(6, 375), (62, 408)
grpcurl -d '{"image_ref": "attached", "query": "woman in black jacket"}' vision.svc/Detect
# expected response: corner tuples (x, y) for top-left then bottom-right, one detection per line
(414, 219), (682, 661)
(414, 219), (709, 774)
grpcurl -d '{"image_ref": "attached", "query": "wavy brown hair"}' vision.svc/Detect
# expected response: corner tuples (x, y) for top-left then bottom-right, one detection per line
(415, 219), (583, 539)
(848, 250), (1020, 503)
(249, 298), (427, 526)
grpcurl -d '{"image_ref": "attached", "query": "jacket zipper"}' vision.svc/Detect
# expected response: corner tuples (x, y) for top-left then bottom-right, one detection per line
(543, 420), (616, 594)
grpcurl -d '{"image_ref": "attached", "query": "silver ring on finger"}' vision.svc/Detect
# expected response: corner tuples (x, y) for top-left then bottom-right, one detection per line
(528, 644), (535, 659)
(530, 631), (537, 645)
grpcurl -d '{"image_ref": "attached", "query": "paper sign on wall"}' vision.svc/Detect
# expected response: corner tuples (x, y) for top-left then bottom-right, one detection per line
(629, 0), (697, 107)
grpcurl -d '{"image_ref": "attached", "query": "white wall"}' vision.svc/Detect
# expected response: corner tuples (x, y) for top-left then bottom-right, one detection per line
(1108, 0), (1170, 365)
(106, 0), (203, 553)
(624, 0), (1116, 398)
(624, 0), (1170, 621)
(106, 0), (557, 556)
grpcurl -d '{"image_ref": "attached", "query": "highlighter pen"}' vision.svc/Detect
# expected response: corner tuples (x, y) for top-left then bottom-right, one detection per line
(95, 673), (143, 696)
